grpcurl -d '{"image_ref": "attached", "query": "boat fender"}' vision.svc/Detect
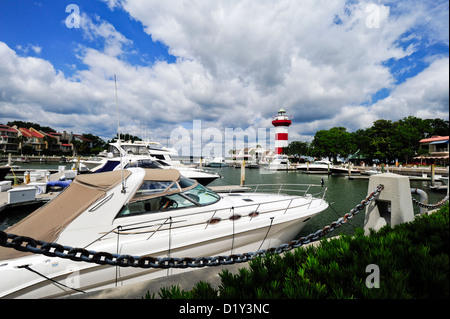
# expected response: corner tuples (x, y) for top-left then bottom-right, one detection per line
(47, 180), (72, 188)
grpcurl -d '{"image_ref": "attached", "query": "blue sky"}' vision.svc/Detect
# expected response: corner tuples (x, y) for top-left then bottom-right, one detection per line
(0, 0), (448, 150)
(0, 1), (175, 75)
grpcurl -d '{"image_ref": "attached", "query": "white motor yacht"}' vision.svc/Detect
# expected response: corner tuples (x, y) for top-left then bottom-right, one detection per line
(208, 156), (227, 168)
(121, 159), (220, 186)
(297, 160), (332, 173)
(266, 155), (290, 170)
(0, 167), (328, 299)
(330, 165), (361, 176)
(90, 141), (220, 185)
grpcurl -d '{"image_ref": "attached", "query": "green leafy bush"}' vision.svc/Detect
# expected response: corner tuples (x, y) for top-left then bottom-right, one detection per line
(146, 204), (449, 299)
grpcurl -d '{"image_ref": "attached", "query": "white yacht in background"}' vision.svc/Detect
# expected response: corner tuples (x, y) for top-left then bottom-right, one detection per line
(330, 165), (361, 176)
(266, 154), (290, 170)
(297, 160), (333, 173)
(0, 167), (328, 299)
(208, 156), (227, 167)
(89, 141), (220, 185)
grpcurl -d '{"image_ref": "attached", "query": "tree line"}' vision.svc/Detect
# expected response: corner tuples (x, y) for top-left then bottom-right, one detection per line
(283, 116), (449, 164)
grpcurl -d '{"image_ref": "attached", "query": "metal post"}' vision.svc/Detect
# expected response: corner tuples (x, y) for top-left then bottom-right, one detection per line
(240, 160), (245, 186)
(431, 163), (435, 187)
(447, 166), (449, 197)
(411, 188), (428, 215)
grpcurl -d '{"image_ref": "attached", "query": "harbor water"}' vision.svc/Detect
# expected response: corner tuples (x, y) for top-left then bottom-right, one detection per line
(1, 163), (447, 240)
(206, 166), (447, 238)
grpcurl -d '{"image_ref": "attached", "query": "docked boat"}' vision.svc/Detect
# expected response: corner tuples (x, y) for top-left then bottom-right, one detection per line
(0, 166), (11, 181)
(365, 169), (382, 176)
(208, 156), (227, 168)
(0, 167), (328, 298)
(121, 159), (220, 186)
(330, 165), (361, 176)
(90, 141), (220, 185)
(297, 160), (332, 173)
(266, 155), (290, 170)
(245, 159), (260, 169)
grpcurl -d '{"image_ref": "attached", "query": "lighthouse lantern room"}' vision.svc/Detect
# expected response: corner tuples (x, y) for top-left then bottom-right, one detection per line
(272, 108), (292, 155)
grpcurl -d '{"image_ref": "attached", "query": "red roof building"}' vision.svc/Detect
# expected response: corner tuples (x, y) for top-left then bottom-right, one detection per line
(417, 135), (449, 165)
(0, 124), (19, 153)
(18, 127), (46, 154)
(419, 135), (449, 144)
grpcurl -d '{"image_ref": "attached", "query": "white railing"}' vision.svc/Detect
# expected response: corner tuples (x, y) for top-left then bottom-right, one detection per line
(109, 184), (328, 236)
(226, 183), (326, 199)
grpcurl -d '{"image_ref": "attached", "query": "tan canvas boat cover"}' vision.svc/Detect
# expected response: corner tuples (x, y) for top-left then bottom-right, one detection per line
(144, 169), (180, 182)
(0, 170), (131, 261)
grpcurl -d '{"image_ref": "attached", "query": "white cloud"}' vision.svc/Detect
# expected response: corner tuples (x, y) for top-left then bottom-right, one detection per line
(116, 0), (438, 127)
(1, 0), (448, 148)
(79, 13), (133, 57)
(370, 57), (449, 119)
(15, 43), (42, 55)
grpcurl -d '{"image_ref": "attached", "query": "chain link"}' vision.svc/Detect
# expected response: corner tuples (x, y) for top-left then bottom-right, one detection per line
(0, 185), (385, 269)
(412, 195), (449, 210)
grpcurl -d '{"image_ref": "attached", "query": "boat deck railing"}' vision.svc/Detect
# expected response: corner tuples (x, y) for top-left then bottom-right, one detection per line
(102, 184), (329, 239)
(224, 183), (327, 200)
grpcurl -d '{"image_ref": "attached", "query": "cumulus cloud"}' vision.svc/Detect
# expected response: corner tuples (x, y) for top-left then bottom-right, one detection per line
(1, 0), (448, 148)
(79, 13), (133, 57)
(370, 57), (449, 119)
(116, 0), (448, 128)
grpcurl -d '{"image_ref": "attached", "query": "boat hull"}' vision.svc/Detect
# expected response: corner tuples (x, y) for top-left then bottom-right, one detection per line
(0, 166), (11, 181)
(330, 168), (361, 175)
(0, 198), (326, 299)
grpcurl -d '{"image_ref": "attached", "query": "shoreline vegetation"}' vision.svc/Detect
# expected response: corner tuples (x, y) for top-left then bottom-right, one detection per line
(145, 204), (449, 299)
(2, 116), (449, 166)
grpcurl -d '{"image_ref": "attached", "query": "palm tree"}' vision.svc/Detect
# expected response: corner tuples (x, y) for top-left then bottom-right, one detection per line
(15, 135), (27, 155)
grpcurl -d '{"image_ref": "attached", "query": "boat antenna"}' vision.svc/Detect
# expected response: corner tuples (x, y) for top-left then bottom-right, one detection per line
(115, 75), (126, 193)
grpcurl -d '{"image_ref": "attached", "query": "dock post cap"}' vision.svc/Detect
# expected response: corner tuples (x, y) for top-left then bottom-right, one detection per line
(364, 173), (414, 235)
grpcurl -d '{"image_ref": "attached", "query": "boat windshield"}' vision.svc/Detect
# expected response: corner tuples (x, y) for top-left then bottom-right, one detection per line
(122, 144), (149, 155)
(179, 176), (196, 188)
(116, 180), (220, 218)
(110, 143), (150, 157)
(124, 160), (162, 169)
(182, 183), (220, 205)
(133, 180), (179, 199)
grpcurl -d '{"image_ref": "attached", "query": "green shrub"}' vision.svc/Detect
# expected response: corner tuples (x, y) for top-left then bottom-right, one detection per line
(145, 204), (449, 299)
(146, 281), (218, 299)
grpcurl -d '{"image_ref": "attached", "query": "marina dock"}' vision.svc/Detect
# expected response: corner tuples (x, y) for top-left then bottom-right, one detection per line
(0, 170), (68, 215)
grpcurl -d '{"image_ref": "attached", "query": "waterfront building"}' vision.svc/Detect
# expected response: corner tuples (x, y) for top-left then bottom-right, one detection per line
(417, 135), (449, 166)
(0, 124), (19, 154)
(18, 127), (45, 155)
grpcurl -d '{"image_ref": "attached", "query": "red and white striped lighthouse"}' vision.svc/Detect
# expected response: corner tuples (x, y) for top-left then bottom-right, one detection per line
(272, 108), (292, 155)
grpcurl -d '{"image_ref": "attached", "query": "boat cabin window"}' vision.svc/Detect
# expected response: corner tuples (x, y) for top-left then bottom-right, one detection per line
(155, 160), (170, 166)
(182, 184), (220, 205)
(152, 154), (166, 160)
(178, 176), (196, 188)
(133, 180), (178, 199)
(123, 145), (149, 155)
(110, 144), (150, 157)
(115, 179), (220, 218)
(124, 160), (162, 169)
(117, 193), (197, 217)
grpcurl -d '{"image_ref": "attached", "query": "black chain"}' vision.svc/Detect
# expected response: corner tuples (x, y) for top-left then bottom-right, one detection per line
(0, 185), (385, 269)
(412, 195), (449, 209)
